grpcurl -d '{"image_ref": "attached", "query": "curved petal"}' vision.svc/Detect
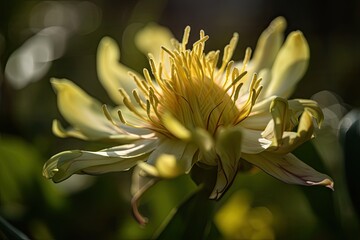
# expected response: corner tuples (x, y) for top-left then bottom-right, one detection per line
(52, 118), (143, 143)
(138, 139), (198, 178)
(240, 127), (272, 154)
(43, 139), (159, 182)
(52, 119), (88, 140)
(130, 166), (158, 225)
(51, 78), (129, 140)
(242, 152), (334, 189)
(250, 16), (286, 73)
(288, 99), (324, 126)
(237, 17), (286, 95)
(135, 23), (173, 62)
(240, 94), (273, 130)
(264, 31), (310, 98)
(97, 37), (140, 104)
(256, 68), (272, 101)
(267, 111), (316, 154)
(267, 97), (291, 146)
(261, 98), (323, 152)
(210, 127), (242, 199)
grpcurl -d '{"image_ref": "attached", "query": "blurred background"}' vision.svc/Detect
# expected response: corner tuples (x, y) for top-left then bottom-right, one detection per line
(0, 0), (359, 239)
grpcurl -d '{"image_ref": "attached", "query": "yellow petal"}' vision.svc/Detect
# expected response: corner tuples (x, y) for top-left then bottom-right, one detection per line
(52, 119), (88, 140)
(135, 23), (173, 62)
(288, 99), (324, 127)
(51, 78), (120, 140)
(268, 110), (315, 154)
(162, 112), (191, 141)
(97, 37), (140, 105)
(269, 97), (290, 147)
(155, 154), (183, 178)
(251, 16), (286, 72)
(265, 31), (310, 98)
(139, 140), (198, 179)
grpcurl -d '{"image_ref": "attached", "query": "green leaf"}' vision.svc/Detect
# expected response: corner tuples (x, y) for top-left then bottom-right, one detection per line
(154, 186), (217, 240)
(154, 165), (220, 240)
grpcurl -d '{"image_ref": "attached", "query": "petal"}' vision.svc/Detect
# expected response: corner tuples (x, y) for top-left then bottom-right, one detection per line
(242, 152), (334, 189)
(240, 96), (275, 130)
(162, 112), (191, 141)
(52, 118), (142, 143)
(256, 68), (272, 101)
(97, 37), (140, 104)
(43, 139), (158, 182)
(268, 97), (290, 146)
(240, 127), (272, 154)
(210, 127), (243, 199)
(138, 139), (198, 178)
(135, 23), (173, 62)
(264, 31), (310, 98)
(250, 16), (286, 73)
(267, 111), (315, 154)
(130, 166), (158, 225)
(288, 99), (324, 127)
(52, 119), (88, 140)
(51, 78), (125, 140)
(237, 17), (286, 96)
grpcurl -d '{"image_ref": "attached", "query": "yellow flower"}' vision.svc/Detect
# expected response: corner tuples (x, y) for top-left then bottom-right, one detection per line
(43, 17), (333, 223)
(215, 190), (274, 240)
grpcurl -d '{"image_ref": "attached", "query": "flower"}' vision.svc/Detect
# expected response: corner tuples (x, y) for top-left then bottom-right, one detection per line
(214, 190), (274, 240)
(43, 17), (334, 224)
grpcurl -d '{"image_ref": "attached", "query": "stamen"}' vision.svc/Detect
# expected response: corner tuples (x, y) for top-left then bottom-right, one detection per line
(148, 54), (158, 77)
(119, 88), (131, 100)
(142, 69), (152, 84)
(102, 104), (118, 126)
(130, 73), (148, 96)
(123, 97), (147, 120)
(233, 83), (243, 101)
(182, 26), (191, 51)
(241, 47), (252, 73)
(161, 46), (175, 58)
(193, 35), (209, 48)
(132, 90), (146, 110)
(224, 60), (234, 87)
(217, 33), (239, 76)
(225, 71), (247, 92)
(200, 29), (205, 39)
(117, 110), (127, 124)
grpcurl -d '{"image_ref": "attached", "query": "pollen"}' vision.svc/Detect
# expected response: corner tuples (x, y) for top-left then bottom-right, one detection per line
(118, 26), (263, 138)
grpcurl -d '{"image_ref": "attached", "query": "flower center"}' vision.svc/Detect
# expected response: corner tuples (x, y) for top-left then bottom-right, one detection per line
(116, 27), (263, 138)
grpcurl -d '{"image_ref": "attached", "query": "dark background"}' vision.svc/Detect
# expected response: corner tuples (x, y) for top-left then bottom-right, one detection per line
(0, 0), (359, 239)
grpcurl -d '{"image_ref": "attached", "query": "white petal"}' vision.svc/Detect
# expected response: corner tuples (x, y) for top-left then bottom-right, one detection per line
(240, 127), (272, 154)
(240, 95), (273, 130)
(242, 152), (334, 189)
(43, 139), (158, 182)
(210, 127), (242, 199)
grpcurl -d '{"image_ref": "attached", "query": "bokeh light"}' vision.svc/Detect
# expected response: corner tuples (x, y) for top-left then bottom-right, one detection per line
(0, 1), (359, 239)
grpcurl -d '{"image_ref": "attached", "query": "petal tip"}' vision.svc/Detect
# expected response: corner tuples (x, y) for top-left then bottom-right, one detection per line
(271, 16), (287, 32)
(306, 178), (334, 191)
